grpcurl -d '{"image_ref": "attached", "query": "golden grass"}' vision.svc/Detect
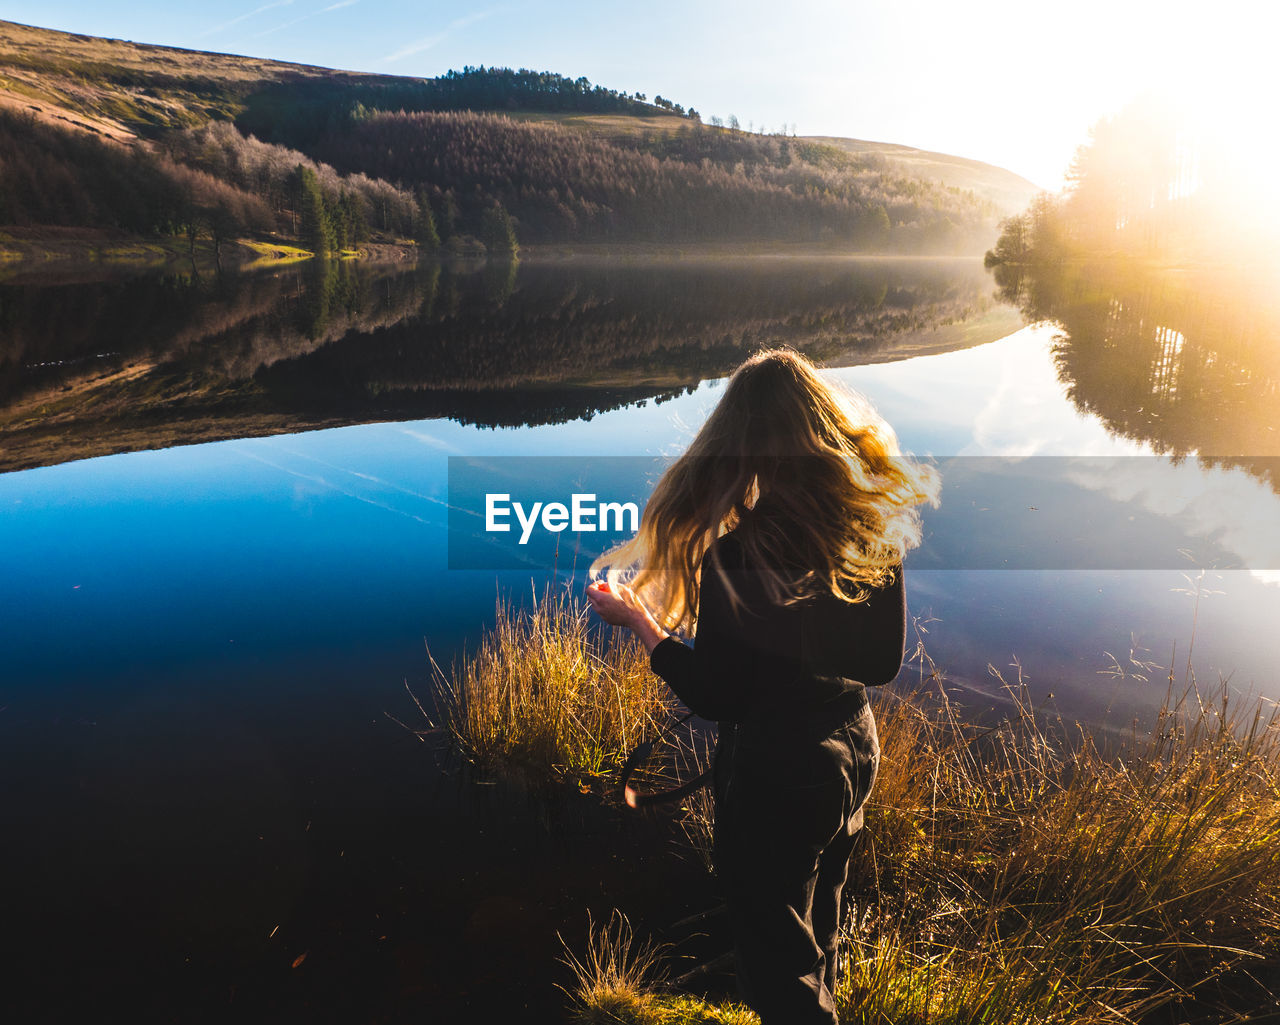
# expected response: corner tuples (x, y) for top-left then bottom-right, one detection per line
(431, 585), (675, 787)
(450, 589), (1280, 1022)
(561, 912), (758, 1025)
(509, 111), (695, 138)
(572, 664), (1280, 1022)
(831, 649), (1280, 1025)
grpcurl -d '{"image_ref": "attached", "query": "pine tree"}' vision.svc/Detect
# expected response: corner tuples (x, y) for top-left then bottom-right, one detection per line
(414, 189), (441, 250)
(294, 164), (333, 257)
(439, 190), (460, 240)
(338, 191), (368, 246)
(480, 201), (518, 256)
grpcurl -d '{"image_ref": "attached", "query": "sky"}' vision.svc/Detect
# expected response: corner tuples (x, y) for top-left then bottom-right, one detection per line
(1, 0), (1273, 189)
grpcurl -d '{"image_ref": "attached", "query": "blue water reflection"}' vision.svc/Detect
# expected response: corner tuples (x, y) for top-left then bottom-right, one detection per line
(4, 324), (1279, 733)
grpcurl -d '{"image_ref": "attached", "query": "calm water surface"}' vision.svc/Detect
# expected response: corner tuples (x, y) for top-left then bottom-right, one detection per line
(2, 255), (1278, 1019)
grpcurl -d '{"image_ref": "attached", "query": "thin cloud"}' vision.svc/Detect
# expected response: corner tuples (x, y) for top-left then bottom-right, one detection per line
(380, 9), (498, 64)
(199, 0), (294, 38)
(253, 0), (362, 38)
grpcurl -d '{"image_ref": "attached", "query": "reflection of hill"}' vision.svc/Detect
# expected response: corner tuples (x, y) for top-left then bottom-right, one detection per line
(257, 258), (1017, 404)
(995, 262), (1280, 490)
(0, 260), (426, 403)
(1, 256), (1018, 472)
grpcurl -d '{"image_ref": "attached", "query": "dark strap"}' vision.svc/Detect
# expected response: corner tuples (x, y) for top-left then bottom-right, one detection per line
(619, 710), (712, 809)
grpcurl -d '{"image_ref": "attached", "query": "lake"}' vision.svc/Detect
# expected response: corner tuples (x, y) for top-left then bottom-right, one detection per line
(2, 253), (1278, 1019)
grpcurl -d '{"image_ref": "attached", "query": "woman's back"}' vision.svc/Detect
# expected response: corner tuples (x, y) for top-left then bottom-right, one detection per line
(649, 509), (907, 738)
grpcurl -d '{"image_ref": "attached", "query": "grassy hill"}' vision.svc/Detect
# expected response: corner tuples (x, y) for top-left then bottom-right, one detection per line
(0, 19), (1032, 254)
(805, 135), (1039, 214)
(0, 19), (338, 138)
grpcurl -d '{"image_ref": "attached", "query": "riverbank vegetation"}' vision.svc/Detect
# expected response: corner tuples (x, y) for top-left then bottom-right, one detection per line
(434, 587), (1280, 1023)
(981, 89), (1280, 502)
(0, 108), (420, 260)
(985, 93), (1278, 276)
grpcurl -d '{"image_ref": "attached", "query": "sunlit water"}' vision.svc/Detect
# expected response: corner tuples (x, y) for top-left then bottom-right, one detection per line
(5, 320), (1277, 727)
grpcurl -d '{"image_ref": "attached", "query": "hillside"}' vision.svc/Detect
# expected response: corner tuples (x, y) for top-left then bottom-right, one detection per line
(805, 136), (1039, 214)
(0, 19), (354, 138)
(0, 19), (1028, 253)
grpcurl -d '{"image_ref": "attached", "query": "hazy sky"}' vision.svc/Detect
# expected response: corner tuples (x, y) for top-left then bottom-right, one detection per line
(1, 0), (1271, 189)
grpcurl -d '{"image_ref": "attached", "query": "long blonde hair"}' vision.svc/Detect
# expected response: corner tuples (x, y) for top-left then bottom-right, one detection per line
(590, 347), (940, 633)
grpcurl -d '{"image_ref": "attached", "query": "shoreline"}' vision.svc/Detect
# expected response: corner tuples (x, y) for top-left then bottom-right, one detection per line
(0, 226), (420, 277)
(0, 226), (994, 273)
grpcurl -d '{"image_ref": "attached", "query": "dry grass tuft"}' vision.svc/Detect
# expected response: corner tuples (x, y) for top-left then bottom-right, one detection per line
(431, 584), (675, 786)
(561, 911), (758, 1024)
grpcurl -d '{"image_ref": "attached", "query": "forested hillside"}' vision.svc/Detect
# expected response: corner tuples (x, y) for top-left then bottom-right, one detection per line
(0, 19), (1021, 255)
(293, 110), (990, 248)
(0, 112), (418, 255)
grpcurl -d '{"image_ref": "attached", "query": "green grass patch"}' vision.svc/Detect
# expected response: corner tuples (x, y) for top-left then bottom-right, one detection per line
(238, 238), (314, 264)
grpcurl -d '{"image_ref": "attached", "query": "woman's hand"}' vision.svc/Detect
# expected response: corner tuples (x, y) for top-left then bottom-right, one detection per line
(584, 580), (643, 628)
(585, 580), (670, 653)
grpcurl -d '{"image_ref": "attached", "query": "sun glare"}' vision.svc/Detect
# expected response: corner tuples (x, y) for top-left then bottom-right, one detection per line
(1147, 52), (1280, 227)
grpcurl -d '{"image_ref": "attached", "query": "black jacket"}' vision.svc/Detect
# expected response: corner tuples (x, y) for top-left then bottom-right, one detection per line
(649, 527), (906, 739)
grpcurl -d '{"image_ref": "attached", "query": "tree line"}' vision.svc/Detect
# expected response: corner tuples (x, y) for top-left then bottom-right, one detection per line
(302, 111), (994, 251)
(0, 109), (522, 258)
(237, 65), (691, 149)
(986, 94), (1273, 272)
(0, 108), (281, 264)
(162, 121), (420, 254)
(0, 111), (494, 258)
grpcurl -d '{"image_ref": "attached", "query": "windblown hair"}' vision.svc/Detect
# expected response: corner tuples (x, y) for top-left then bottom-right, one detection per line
(590, 348), (940, 634)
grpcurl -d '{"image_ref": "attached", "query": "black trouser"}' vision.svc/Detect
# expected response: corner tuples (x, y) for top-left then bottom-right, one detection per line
(713, 704), (880, 1025)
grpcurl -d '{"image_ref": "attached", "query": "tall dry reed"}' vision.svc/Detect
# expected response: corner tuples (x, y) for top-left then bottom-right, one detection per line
(431, 584), (675, 785)
(840, 640), (1280, 1024)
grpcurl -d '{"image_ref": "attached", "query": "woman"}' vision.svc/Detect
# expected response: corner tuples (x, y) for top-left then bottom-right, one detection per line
(585, 348), (938, 1025)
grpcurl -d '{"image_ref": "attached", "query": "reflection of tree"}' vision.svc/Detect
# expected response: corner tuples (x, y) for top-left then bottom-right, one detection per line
(983, 89), (1280, 495)
(482, 258), (518, 308)
(254, 258), (1003, 408)
(296, 258), (364, 340)
(1003, 261), (1280, 493)
(1, 257), (1011, 471)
